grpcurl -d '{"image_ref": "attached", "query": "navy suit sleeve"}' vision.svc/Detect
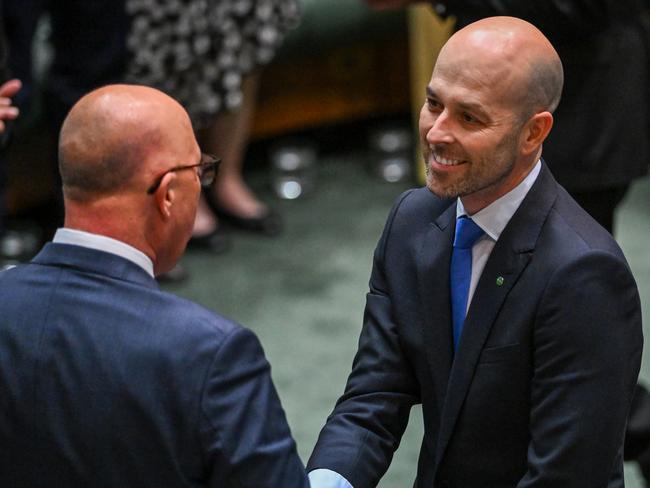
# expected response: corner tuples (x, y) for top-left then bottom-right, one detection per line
(518, 251), (642, 486)
(308, 191), (421, 488)
(198, 327), (309, 488)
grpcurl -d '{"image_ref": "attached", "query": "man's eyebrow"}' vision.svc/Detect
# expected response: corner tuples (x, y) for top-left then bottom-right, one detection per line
(426, 86), (489, 118)
(457, 101), (486, 115)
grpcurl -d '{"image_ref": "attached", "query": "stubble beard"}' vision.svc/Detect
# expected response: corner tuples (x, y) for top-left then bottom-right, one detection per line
(424, 132), (520, 201)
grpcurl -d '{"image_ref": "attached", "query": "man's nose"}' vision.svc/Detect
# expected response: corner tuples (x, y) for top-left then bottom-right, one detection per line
(426, 111), (455, 145)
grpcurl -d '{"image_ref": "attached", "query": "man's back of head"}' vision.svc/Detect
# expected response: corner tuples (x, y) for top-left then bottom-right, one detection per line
(58, 84), (202, 275)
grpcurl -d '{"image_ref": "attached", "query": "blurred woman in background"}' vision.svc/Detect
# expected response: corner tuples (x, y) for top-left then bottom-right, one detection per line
(127, 0), (300, 251)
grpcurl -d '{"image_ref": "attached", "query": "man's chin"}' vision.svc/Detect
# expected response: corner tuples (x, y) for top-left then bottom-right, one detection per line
(425, 174), (461, 200)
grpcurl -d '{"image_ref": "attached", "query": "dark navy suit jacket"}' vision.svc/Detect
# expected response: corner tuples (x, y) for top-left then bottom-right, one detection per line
(0, 243), (309, 487)
(308, 163), (642, 487)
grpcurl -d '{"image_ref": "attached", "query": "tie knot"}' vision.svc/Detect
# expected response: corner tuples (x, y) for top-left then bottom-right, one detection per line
(454, 216), (484, 249)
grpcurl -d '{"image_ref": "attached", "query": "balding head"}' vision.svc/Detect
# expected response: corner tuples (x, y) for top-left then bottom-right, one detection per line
(440, 17), (563, 119)
(59, 84), (193, 201)
(420, 17), (562, 214)
(59, 85), (202, 275)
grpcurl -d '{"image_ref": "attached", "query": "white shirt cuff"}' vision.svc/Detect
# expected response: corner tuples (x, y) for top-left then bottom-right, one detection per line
(308, 468), (354, 488)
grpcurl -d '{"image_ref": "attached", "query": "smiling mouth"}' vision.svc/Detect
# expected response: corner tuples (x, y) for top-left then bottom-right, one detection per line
(432, 150), (466, 167)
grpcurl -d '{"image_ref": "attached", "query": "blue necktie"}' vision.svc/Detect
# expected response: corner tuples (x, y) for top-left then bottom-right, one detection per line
(451, 216), (485, 350)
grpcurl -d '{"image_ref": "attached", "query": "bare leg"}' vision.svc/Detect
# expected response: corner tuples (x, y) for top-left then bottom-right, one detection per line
(192, 196), (217, 237)
(193, 72), (265, 239)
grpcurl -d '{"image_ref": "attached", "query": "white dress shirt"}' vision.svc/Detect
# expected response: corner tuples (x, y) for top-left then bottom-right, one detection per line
(308, 160), (541, 488)
(53, 228), (155, 278)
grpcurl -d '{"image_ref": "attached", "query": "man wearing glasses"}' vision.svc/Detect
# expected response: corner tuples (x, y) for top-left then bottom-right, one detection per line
(0, 84), (309, 488)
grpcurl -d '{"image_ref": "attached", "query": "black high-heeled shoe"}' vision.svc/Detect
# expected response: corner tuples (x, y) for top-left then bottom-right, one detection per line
(203, 189), (283, 236)
(214, 206), (283, 236)
(187, 228), (231, 254)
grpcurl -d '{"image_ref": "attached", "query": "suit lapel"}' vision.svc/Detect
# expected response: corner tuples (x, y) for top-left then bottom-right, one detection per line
(416, 203), (456, 415)
(433, 162), (559, 468)
(434, 241), (533, 467)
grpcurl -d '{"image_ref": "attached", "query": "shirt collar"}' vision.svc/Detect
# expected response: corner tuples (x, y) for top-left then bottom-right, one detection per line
(53, 228), (155, 277)
(456, 160), (541, 242)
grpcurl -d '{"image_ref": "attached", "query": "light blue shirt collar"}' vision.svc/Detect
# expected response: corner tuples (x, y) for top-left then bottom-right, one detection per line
(456, 160), (541, 242)
(53, 228), (155, 277)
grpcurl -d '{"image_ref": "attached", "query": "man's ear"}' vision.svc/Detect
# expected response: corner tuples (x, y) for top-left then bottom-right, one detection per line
(153, 172), (177, 221)
(521, 111), (553, 156)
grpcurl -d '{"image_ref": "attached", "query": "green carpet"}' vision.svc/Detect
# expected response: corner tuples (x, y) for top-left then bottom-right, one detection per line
(166, 150), (650, 487)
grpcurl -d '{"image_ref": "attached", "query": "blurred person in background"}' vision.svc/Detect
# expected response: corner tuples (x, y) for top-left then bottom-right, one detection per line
(2, 0), (130, 234)
(126, 0), (300, 250)
(0, 0), (30, 267)
(3, 0), (300, 260)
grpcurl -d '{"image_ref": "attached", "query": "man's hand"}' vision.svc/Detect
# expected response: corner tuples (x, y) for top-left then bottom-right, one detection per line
(0, 79), (22, 133)
(364, 0), (419, 10)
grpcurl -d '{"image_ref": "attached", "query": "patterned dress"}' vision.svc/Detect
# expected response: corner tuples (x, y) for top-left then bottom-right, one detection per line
(125, 0), (300, 128)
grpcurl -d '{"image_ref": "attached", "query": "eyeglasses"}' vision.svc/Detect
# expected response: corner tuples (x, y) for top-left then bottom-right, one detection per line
(146, 153), (221, 195)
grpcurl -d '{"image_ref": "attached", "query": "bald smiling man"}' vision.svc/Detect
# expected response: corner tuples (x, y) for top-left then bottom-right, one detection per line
(308, 17), (642, 488)
(0, 85), (309, 488)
